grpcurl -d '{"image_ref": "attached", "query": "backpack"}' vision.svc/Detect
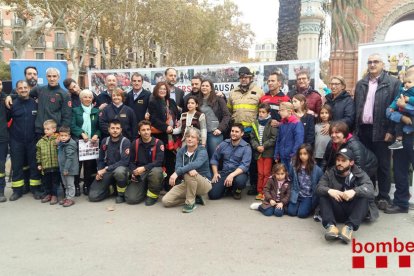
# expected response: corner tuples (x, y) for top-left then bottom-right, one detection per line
(134, 138), (159, 163)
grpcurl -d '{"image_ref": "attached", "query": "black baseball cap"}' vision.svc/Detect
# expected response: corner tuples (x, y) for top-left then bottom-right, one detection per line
(336, 148), (354, 161)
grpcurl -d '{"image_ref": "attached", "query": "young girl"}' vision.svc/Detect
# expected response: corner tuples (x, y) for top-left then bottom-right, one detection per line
(292, 94), (315, 145)
(288, 144), (323, 218)
(314, 105), (332, 167)
(258, 163), (291, 217)
(173, 96), (207, 147)
(250, 103), (277, 200)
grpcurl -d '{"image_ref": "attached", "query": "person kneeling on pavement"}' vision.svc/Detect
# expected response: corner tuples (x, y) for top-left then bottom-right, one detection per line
(208, 123), (252, 200)
(127, 120), (164, 206)
(316, 148), (378, 244)
(89, 119), (131, 203)
(162, 127), (212, 213)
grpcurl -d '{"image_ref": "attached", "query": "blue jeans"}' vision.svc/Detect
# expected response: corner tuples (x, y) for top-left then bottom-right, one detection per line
(208, 172), (248, 200)
(287, 196), (313, 218)
(259, 205), (284, 217)
(206, 132), (223, 160)
(392, 132), (413, 209)
(386, 108), (414, 134)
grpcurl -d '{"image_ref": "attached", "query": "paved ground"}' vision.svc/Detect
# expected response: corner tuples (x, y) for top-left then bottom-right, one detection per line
(0, 184), (413, 276)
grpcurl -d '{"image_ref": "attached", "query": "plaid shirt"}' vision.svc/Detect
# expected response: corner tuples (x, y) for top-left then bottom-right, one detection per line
(36, 134), (59, 171)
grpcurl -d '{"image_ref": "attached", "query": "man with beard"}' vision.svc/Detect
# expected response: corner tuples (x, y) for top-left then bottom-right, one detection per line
(227, 67), (263, 196)
(164, 68), (184, 111)
(316, 148), (378, 244)
(208, 123), (252, 200)
(89, 119), (131, 203)
(125, 73), (151, 123)
(288, 70), (322, 115)
(182, 76), (202, 112)
(96, 74), (118, 110)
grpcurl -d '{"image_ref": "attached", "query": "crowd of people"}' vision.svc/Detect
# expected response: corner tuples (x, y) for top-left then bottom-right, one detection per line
(0, 54), (412, 244)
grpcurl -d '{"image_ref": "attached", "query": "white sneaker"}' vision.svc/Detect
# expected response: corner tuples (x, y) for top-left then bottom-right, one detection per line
(250, 202), (261, 210)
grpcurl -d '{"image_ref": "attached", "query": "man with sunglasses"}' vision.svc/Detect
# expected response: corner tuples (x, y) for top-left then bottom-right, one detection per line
(354, 53), (401, 212)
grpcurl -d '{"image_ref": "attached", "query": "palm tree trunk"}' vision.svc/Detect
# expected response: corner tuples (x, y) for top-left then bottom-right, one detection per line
(276, 0), (301, 61)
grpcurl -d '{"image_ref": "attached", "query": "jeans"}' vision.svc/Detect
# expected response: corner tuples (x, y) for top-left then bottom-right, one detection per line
(61, 175), (75, 199)
(392, 132), (413, 209)
(208, 172), (248, 200)
(242, 133), (257, 187)
(386, 108), (414, 135)
(206, 132), (223, 160)
(287, 196), (313, 218)
(42, 171), (60, 196)
(258, 205), (284, 217)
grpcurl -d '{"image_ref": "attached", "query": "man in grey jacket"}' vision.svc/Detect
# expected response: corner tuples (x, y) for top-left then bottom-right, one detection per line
(316, 148), (378, 244)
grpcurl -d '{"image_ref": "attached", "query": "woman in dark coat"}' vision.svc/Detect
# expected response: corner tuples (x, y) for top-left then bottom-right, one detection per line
(321, 121), (377, 178)
(324, 75), (355, 131)
(148, 81), (179, 187)
(71, 89), (101, 195)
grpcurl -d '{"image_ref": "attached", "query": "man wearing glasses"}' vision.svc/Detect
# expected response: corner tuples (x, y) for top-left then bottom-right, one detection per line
(354, 53), (401, 212)
(288, 70), (322, 116)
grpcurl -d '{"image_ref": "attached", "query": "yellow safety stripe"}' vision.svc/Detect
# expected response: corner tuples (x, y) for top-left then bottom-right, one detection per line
(0, 173), (5, 177)
(30, 179), (41, 186)
(241, 122), (253, 127)
(146, 190), (158, 199)
(23, 166), (30, 170)
(117, 186), (126, 193)
(233, 104), (258, 110)
(12, 180), (25, 188)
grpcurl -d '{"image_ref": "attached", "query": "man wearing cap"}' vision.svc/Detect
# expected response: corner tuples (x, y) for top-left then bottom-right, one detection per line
(316, 148), (378, 244)
(227, 67), (264, 195)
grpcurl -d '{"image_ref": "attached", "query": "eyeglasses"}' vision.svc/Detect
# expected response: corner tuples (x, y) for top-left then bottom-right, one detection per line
(367, 60), (381, 65)
(330, 82), (342, 86)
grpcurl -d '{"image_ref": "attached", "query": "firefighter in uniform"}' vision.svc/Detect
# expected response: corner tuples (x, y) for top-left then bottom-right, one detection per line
(8, 80), (42, 200)
(126, 120), (164, 206)
(227, 67), (264, 195)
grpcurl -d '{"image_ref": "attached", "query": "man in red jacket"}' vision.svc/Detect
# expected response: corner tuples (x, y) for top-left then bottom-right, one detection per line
(288, 70), (322, 116)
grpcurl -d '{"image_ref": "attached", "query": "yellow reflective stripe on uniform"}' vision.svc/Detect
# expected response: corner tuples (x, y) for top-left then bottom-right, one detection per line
(12, 180), (25, 188)
(241, 122), (253, 127)
(146, 190), (158, 199)
(233, 104), (258, 110)
(117, 186), (126, 193)
(0, 173), (5, 177)
(23, 166), (30, 170)
(30, 179), (41, 186)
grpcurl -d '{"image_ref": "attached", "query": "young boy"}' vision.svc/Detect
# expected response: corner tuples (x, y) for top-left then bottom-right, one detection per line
(57, 126), (79, 207)
(387, 70), (414, 150)
(36, 120), (60, 205)
(250, 103), (277, 200)
(274, 102), (304, 173)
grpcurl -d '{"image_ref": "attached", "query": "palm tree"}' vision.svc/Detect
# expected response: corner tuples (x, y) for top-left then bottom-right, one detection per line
(276, 0), (301, 61)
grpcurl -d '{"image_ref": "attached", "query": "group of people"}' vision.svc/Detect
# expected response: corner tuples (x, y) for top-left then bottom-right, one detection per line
(0, 54), (412, 244)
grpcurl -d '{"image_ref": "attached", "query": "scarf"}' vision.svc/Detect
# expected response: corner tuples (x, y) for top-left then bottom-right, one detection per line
(258, 115), (271, 126)
(81, 104), (92, 138)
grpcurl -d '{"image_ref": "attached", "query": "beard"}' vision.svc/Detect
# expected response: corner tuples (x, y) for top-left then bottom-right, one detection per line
(335, 165), (351, 175)
(27, 78), (37, 87)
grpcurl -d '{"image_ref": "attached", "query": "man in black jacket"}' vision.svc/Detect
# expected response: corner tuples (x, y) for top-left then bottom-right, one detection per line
(165, 68), (184, 111)
(96, 74), (117, 110)
(354, 53), (401, 211)
(316, 148), (378, 244)
(125, 73), (151, 123)
(182, 76), (202, 112)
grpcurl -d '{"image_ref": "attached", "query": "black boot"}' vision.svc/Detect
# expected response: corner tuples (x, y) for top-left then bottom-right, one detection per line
(0, 188), (7, 202)
(115, 192), (125, 204)
(10, 187), (23, 201)
(23, 182), (30, 195)
(83, 184), (89, 196)
(30, 185), (43, 200)
(75, 183), (81, 197)
(247, 185), (258, 196)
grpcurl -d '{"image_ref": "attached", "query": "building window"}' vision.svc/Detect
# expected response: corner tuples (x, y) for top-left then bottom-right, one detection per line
(54, 33), (66, 49)
(35, 52), (44, 60)
(56, 53), (65, 60)
(89, 57), (95, 69)
(13, 15), (24, 27)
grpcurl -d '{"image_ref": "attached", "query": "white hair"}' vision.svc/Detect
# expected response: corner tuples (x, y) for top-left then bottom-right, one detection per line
(46, 67), (61, 77)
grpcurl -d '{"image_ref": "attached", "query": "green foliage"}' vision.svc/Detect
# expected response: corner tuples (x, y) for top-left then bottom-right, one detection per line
(0, 61), (11, 80)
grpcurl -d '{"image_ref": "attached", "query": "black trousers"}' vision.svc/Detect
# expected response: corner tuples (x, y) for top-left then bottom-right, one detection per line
(357, 124), (391, 200)
(319, 195), (369, 231)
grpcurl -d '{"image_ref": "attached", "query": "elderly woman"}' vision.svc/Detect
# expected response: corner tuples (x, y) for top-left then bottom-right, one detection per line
(71, 89), (101, 195)
(321, 121), (377, 178)
(99, 88), (137, 141)
(198, 79), (231, 158)
(148, 81), (179, 188)
(323, 76), (355, 132)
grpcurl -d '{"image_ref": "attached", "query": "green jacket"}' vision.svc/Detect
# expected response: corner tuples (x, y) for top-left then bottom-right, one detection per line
(250, 119), (277, 160)
(36, 134), (59, 171)
(71, 106), (101, 138)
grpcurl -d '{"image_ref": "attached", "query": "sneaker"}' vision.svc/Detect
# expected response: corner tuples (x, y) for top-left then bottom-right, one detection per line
(50, 196), (58, 205)
(324, 224), (339, 241)
(59, 198), (66, 205)
(233, 189), (242, 200)
(255, 193), (264, 201)
(63, 199), (75, 207)
(145, 197), (157, 206)
(195, 195), (205, 205)
(41, 194), (52, 203)
(339, 225), (353, 244)
(384, 204), (409, 214)
(376, 199), (390, 211)
(182, 203), (197, 213)
(250, 202), (261, 210)
(313, 207), (322, 222)
(388, 140), (403, 150)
